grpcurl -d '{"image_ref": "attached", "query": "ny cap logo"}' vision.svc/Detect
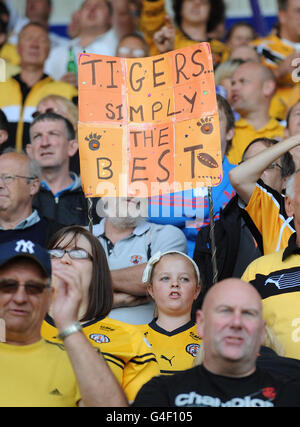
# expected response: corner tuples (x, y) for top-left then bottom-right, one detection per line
(15, 240), (35, 254)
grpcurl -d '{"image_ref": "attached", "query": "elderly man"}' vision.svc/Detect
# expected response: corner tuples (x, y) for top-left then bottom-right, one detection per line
(242, 169), (300, 360)
(93, 196), (187, 324)
(0, 21), (77, 152)
(27, 111), (98, 227)
(0, 238), (127, 406)
(227, 61), (285, 165)
(0, 150), (62, 246)
(133, 278), (300, 407)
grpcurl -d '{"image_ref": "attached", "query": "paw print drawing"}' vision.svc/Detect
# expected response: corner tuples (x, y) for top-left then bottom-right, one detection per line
(197, 117), (213, 135)
(85, 133), (102, 151)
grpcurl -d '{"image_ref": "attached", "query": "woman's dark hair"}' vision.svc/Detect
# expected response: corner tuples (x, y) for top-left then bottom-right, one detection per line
(48, 225), (114, 322)
(172, 0), (226, 34)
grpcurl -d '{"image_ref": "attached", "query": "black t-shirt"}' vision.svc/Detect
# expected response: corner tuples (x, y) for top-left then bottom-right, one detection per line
(132, 365), (300, 407)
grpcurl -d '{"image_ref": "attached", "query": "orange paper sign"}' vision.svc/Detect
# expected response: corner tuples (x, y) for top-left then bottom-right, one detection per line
(78, 43), (222, 198)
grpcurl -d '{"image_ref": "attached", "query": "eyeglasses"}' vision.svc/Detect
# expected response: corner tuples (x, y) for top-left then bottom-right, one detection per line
(48, 248), (93, 260)
(117, 46), (146, 58)
(0, 279), (51, 295)
(266, 162), (282, 170)
(0, 174), (35, 186)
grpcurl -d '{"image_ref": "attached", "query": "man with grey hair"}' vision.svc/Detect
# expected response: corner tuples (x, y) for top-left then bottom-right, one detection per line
(241, 168), (300, 360)
(0, 150), (63, 246)
(92, 196), (187, 325)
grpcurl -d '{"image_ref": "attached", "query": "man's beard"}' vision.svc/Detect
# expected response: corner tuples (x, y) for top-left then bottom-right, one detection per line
(96, 197), (148, 228)
(107, 216), (144, 230)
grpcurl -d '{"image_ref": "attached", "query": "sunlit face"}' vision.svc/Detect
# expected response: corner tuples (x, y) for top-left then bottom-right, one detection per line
(197, 280), (265, 374)
(79, 0), (112, 32)
(231, 64), (265, 114)
(147, 254), (200, 316)
(0, 259), (52, 345)
(0, 154), (37, 216)
(28, 119), (77, 169)
(18, 24), (50, 66)
(26, 0), (51, 22)
(50, 233), (93, 307)
(181, 0), (211, 26)
(279, 0), (300, 42)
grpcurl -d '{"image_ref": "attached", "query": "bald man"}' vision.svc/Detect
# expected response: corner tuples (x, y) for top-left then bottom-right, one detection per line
(133, 278), (300, 407)
(227, 62), (284, 165)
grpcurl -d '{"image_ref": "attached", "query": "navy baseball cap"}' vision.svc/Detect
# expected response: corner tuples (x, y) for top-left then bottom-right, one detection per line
(0, 240), (52, 278)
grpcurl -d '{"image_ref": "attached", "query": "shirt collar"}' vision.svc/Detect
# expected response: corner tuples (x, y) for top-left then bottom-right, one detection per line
(282, 232), (300, 260)
(41, 174), (77, 197)
(0, 210), (40, 231)
(93, 218), (150, 238)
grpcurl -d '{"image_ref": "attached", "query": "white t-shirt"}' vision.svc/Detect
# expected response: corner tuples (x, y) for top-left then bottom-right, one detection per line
(44, 29), (119, 80)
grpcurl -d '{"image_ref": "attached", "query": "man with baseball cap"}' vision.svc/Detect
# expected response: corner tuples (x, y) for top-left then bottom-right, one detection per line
(0, 239), (128, 407)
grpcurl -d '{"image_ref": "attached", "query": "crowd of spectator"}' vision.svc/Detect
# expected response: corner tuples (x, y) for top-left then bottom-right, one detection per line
(1, 0), (300, 408)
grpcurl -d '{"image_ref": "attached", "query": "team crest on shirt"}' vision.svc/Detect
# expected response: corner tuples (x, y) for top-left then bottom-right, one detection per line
(89, 333), (110, 344)
(186, 343), (200, 357)
(130, 255), (143, 265)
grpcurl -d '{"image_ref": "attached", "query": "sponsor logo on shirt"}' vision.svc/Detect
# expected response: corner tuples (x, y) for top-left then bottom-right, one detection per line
(130, 255), (143, 265)
(174, 391), (275, 407)
(89, 333), (110, 344)
(264, 271), (300, 290)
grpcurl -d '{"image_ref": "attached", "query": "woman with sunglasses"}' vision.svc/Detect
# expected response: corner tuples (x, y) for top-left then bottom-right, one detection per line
(41, 225), (159, 403)
(137, 250), (202, 375)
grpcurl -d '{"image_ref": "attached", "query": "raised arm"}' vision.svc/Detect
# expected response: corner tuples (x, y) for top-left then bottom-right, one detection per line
(229, 135), (300, 204)
(51, 263), (128, 407)
(111, 0), (135, 39)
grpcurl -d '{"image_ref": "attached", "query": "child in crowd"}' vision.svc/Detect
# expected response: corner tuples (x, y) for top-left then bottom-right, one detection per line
(138, 250), (202, 374)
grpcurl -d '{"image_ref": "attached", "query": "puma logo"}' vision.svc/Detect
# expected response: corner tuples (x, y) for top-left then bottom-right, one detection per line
(161, 355), (175, 366)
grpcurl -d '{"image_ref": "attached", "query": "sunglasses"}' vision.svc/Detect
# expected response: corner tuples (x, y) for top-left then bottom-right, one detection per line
(32, 107), (57, 119)
(48, 248), (93, 260)
(0, 279), (51, 295)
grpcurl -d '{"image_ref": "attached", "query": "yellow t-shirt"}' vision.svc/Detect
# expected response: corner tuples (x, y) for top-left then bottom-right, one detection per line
(226, 117), (284, 165)
(137, 320), (202, 375)
(139, 0), (229, 66)
(242, 236), (300, 360)
(0, 339), (81, 407)
(245, 179), (294, 255)
(41, 315), (159, 402)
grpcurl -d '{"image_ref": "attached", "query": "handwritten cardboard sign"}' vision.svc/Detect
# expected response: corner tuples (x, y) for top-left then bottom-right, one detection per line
(78, 43), (222, 198)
